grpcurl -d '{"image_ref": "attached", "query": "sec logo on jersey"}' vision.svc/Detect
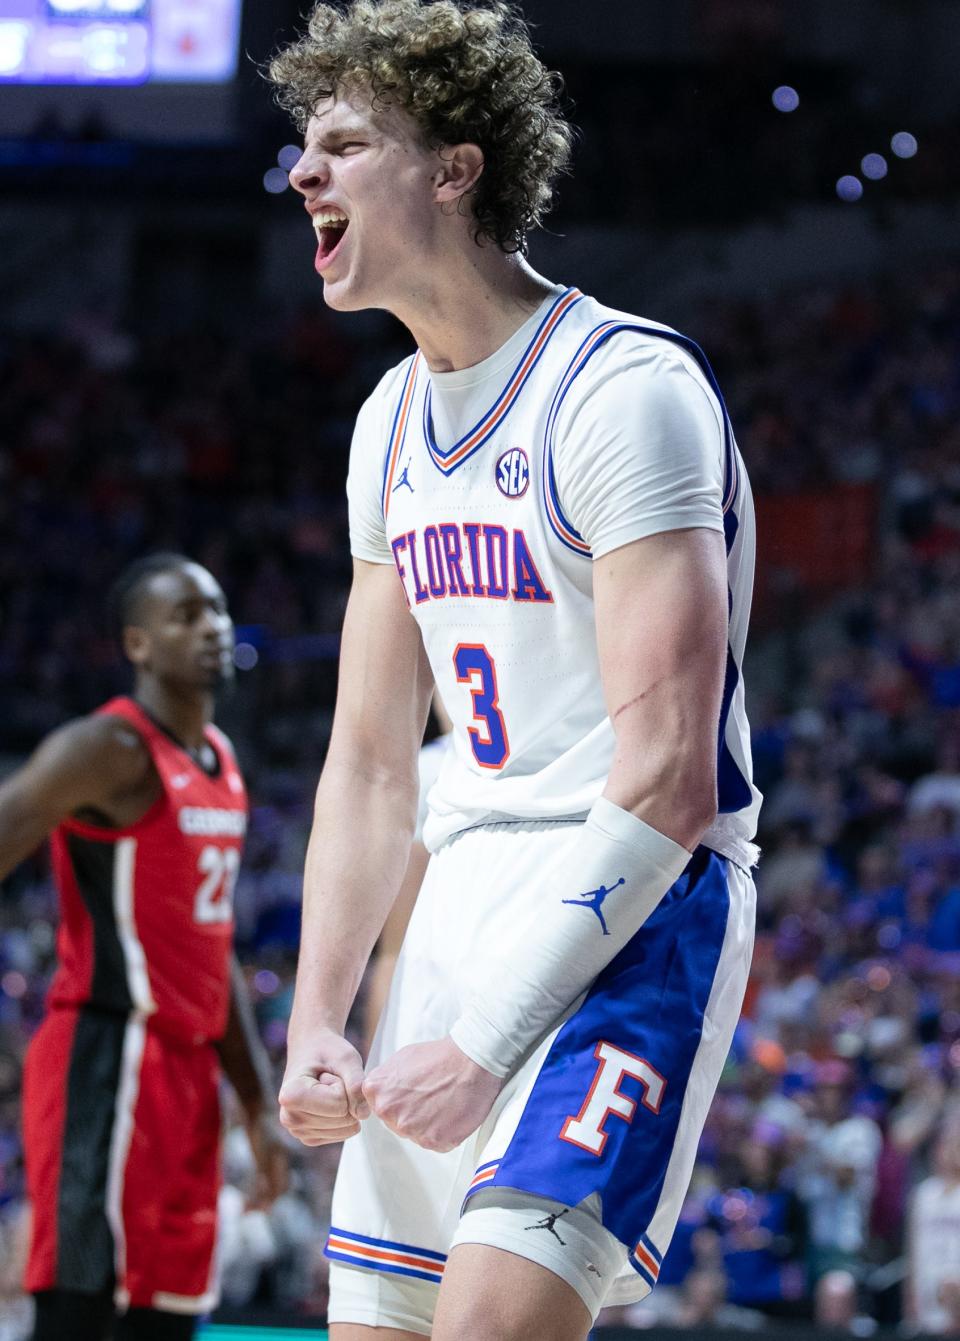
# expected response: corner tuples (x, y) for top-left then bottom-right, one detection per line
(496, 447), (529, 498)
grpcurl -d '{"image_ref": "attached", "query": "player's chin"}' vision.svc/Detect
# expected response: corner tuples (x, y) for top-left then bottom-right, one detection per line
(197, 662), (234, 690)
(320, 275), (366, 314)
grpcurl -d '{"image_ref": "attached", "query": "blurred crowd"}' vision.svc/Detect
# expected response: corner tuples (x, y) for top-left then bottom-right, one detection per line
(12, 56), (957, 230)
(1, 252), (960, 1334)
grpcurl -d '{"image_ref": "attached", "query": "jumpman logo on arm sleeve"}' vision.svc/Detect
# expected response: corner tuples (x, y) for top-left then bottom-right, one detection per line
(561, 877), (625, 935)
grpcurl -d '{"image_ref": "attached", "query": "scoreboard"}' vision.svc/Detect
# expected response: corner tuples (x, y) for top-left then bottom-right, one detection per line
(0, 0), (241, 83)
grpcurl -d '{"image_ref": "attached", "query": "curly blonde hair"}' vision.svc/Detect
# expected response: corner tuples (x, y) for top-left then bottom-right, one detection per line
(268, 0), (573, 254)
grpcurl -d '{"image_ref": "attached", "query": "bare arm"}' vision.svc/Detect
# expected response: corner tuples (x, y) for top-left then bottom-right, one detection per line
(362, 838), (431, 1055)
(597, 526), (727, 838)
(217, 956), (278, 1118)
(0, 716), (154, 880)
(217, 956), (289, 1200)
(279, 559), (433, 1144)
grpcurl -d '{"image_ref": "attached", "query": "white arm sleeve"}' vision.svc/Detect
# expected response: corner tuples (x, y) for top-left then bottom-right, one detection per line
(346, 381), (396, 566)
(449, 797), (691, 1078)
(553, 345), (726, 558)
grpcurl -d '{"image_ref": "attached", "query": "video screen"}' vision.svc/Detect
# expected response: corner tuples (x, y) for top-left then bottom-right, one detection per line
(0, 0), (242, 83)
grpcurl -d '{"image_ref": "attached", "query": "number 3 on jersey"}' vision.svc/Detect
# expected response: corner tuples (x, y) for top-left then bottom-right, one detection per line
(454, 644), (510, 770)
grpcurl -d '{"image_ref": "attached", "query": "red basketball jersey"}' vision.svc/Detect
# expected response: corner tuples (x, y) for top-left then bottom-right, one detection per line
(47, 696), (247, 1044)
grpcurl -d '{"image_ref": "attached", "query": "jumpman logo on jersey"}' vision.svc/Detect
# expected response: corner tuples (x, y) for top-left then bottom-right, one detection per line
(392, 460), (414, 494)
(562, 877), (625, 935)
(525, 1208), (570, 1246)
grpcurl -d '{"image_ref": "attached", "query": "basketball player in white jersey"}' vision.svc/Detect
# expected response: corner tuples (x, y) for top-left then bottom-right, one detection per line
(270, 4), (760, 1338)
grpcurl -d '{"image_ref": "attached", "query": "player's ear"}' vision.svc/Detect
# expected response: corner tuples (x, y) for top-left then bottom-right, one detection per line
(433, 142), (484, 206)
(123, 625), (150, 668)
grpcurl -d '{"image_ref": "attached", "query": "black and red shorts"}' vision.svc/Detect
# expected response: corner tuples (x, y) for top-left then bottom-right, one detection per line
(23, 1007), (222, 1313)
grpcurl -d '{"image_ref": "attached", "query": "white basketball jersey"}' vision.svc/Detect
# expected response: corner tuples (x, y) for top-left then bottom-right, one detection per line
(348, 287), (761, 855)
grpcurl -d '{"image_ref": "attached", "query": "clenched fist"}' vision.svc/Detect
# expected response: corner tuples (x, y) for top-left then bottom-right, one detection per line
(279, 1026), (369, 1147)
(363, 1036), (503, 1152)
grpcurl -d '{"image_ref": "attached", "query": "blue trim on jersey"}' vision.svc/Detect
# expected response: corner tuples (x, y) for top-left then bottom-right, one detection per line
(716, 507), (752, 814)
(541, 321), (739, 555)
(380, 354), (420, 516)
(422, 288), (584, 478)
(476, 846), (732, 1255)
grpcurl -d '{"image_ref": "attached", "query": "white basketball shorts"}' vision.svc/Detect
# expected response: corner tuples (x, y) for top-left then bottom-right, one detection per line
(327, 819), (756, 1334)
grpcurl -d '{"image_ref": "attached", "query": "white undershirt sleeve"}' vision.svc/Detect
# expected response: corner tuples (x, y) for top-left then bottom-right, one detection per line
(552, 345), (726, 558)
(346, 385), (395, 566)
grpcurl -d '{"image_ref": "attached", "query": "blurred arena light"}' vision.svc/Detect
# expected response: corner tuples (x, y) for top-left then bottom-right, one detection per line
(48, 0), (148, 10)
(861, 152), (888, 180)
(771, 84), (799, 112)
(233, 642), (259, 671)
(1, 971), (27, 999)
(277, 144), (302, 171)
(891, 131), (918, 158)
(262, 167), (290, 194)
(836, 174), (863, 202)
(867, 964), (892, 992)
(0, 22), (30, 75)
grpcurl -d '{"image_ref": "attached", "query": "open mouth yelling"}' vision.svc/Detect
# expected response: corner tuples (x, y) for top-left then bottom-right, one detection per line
(313, 209), (349, 273)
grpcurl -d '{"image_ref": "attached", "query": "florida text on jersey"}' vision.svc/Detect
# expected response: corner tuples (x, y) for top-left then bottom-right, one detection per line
(348, 286), (760, 859)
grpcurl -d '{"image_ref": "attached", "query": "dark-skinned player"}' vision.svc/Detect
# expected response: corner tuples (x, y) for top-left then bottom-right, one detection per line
(0, 553), (286, 1341)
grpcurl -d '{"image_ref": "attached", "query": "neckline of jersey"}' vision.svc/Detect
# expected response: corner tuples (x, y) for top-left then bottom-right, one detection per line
(427, 284), (567, 392)
(133, 699), (223, 780)
(422, 286), (581, 467)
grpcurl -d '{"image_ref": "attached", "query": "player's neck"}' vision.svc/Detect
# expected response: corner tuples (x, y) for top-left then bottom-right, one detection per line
(397, 251), (557, 374)
(133, 681), (213, 753)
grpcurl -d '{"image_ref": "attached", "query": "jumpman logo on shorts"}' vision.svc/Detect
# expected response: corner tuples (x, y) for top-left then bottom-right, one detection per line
(392, 461), (414, 494)
(525, 1208), (570, 1246)
(562, 877), (625, 936)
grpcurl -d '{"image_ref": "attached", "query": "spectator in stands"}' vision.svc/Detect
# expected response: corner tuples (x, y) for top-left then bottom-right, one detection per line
(906, 1118), (960, 1335)
(909, 735), (960, 827)
(799, 1061), (883, 1284)
(814, 1270), (875, 1336)
(713, 1121), (807, 1313)
(672, 1263), (764, 1331)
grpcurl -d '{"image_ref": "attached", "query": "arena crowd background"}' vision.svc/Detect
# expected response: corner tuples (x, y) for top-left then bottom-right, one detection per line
(2, 1), (960, 1336)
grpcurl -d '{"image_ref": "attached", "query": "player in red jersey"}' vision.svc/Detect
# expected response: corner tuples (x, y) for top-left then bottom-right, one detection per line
(0, 554), (284, 1341)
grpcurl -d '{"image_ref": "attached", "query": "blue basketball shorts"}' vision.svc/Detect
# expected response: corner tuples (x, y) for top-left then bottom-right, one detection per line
(326, 819), (756, 1334)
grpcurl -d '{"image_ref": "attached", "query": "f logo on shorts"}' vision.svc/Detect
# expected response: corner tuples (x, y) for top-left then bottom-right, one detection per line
(559, 1041), (666, 1156)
